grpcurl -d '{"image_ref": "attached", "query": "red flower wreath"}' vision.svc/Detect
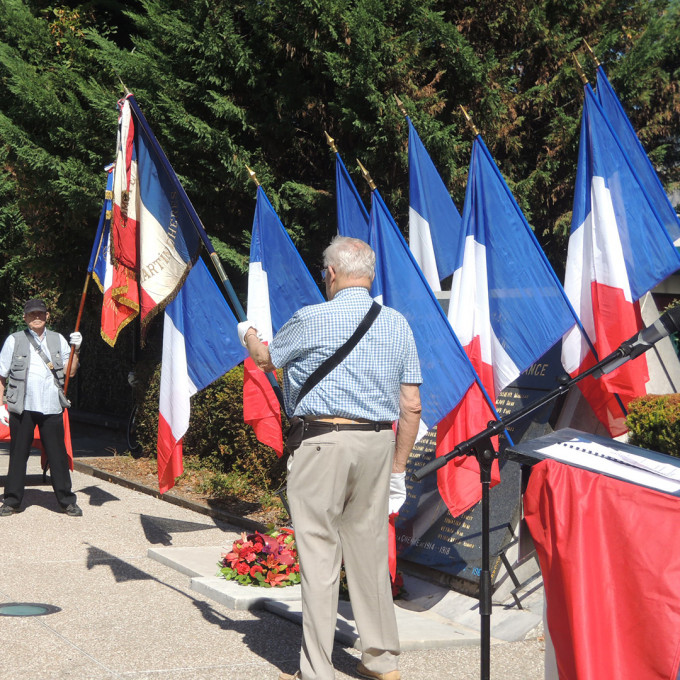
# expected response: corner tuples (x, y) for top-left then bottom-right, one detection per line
(219, 526), (300, 588)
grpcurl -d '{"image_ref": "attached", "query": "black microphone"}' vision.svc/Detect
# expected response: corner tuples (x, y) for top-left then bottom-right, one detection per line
(594, 306), (680, 377)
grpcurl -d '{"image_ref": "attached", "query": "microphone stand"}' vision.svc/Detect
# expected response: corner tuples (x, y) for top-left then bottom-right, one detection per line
(413, 342), (649, 680)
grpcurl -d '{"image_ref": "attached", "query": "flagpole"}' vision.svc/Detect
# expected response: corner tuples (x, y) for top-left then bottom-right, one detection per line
(64, 171), (114, 397)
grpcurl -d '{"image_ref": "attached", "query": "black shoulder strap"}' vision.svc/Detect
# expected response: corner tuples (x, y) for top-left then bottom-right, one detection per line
(295, 301), (381, 408)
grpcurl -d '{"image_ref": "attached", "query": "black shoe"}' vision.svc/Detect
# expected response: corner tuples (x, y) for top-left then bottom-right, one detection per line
(63, 503), (83, 517)
(0, 504), (18, 517)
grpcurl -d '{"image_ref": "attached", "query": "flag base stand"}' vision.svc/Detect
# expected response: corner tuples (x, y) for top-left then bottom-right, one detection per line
(446, 437), (496, 680)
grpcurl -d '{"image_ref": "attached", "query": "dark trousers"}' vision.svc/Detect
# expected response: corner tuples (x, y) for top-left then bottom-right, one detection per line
(3, 410), (76, 509)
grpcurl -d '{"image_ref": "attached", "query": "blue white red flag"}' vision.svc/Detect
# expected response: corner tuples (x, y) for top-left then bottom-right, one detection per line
(562, 85), (680, 435)
(243, 186), (324, 454)
(367, 188), (500, 516)
(92, 165), (138, 346)
(335, 152), (370, 242)
(158, 259), (246, 493)
(111, 95), (201, 330)
(596, 66), (680, 247)
(408, 118), (461, 291)
(449, 136), (578, 401)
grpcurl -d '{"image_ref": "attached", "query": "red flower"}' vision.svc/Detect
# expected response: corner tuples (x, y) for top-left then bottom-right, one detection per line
(236, 562), (250, 576)
(223, 551), (240, 568)
(265, 570), (287, 586)
(250, 565), (264, 578)
(242, 548), (258, 563)
(278, 549), (296, 566)
(265, 554), (281, 569)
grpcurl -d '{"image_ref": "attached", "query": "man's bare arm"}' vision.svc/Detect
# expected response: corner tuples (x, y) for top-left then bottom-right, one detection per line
(244, 329), (276, 372)
(394, 383), (421, 474)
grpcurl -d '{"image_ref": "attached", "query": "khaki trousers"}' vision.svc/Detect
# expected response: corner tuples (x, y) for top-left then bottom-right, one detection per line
(287, 428), (400, 680)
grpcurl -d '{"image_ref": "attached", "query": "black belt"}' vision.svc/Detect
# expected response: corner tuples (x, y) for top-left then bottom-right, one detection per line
(301, 419), (393, 436)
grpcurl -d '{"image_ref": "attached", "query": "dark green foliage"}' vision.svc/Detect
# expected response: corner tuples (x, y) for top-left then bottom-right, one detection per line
(1, 0), (679, 425)
(626, 394), (680, 457)
(133, 361), (286, 490)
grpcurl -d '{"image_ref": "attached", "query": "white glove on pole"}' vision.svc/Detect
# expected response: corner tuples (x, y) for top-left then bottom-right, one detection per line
(0, 404), (9, 427)
(389, 471), (407, 515)
(237, 321), (262, 347)
(69, 332), (83, 350)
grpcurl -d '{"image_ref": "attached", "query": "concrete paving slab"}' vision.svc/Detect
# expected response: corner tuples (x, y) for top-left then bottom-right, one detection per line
(148, 545), (227, 578)
(191, 575), (302, 610)
(266, 599), (482, 651)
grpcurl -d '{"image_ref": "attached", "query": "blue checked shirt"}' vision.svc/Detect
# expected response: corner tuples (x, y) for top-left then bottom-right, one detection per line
(269, 287), (421, 420)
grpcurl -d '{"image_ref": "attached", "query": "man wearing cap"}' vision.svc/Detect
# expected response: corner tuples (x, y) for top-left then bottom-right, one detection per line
(239, 236), (422, 680)
(0, 299), (83, 517)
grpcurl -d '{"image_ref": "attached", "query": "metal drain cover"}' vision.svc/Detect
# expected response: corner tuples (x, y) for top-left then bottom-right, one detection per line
(0, 603), (61, 617)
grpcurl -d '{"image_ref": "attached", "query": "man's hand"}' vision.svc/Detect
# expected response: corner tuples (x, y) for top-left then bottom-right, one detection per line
(237, 322), (262, 348)
(389, 471), (407, 515)
(69, 332), (83, 350)
(0, 404), (9, 427)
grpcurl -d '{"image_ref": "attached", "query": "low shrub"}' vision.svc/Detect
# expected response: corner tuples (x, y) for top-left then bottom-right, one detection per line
(626, 394), (680, 457)
(134, 360), (287, 491)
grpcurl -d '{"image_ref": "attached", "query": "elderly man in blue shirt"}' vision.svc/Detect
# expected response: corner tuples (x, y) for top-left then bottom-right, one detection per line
(0, 298), (82, 517)
(240, 236), (422, 680)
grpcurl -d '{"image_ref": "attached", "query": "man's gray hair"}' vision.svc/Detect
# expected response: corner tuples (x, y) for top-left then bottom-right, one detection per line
(323, 236), (375, 279)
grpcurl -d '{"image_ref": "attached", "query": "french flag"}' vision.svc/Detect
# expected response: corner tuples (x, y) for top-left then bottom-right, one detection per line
(111, 95), (201, 330)
(407, 118), (460, 291)
(448, 136), (578, 401)
(562, 85), (680, 436)
(367, 187), (500, 517)
(595, 66), (680, 247)
(92, 165), (138, 346)
(243, 186), (323, 454)
(157, 259), (246, 494)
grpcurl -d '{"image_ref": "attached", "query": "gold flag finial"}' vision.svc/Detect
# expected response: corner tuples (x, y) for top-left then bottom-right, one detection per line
(571, 52), (589, 85)
(116, 74), (131, 96)
(356, 159), (376, 191)
(459, 105), (480, 137)
(583, 40), (601, 67)
(245, 165), (260, 187)
(394, 94), (407, 117)
(324, 131), (338, 153)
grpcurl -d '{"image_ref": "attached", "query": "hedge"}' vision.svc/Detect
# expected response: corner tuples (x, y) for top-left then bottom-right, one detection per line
(133, 360), (287, 491)
(626, 394), (680, 458)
